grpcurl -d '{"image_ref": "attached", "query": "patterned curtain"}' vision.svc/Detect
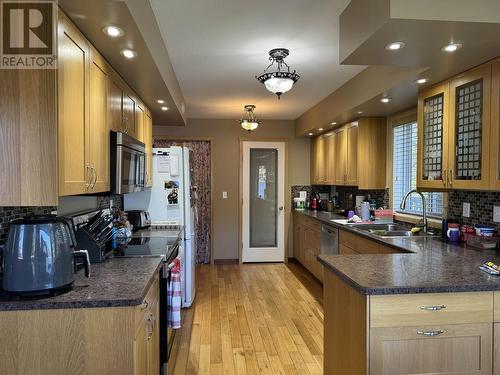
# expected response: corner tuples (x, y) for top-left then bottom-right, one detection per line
(153, 139), (212, 264)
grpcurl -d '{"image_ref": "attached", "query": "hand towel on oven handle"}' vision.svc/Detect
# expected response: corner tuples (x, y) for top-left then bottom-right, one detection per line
(167, 257), (182, 329)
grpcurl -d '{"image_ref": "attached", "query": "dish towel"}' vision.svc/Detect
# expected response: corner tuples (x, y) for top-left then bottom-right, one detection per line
(167, 258), (182, 329)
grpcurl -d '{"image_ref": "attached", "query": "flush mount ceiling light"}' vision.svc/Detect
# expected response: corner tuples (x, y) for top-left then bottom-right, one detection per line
(416, 78), (428, 84)
(102, 25), (124, 38)
(240, 105), (261, 132)
(256, 48), (300, 99)
(385, 41), (405, 51)
(441, 43), (462, 53)
(380, 97), (391, 103)
(157, 99), (165, 104)
(161, 106), (169, 111)
(308, 132), (313, 136)
(120, 49), (137, 59)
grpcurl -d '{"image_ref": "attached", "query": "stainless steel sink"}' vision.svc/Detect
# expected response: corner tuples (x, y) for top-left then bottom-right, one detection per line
(349, 223), (438, 238)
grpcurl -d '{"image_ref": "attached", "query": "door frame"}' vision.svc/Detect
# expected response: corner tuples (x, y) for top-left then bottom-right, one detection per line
(154, 136), (215, 265)
(239, 138), (289, 264)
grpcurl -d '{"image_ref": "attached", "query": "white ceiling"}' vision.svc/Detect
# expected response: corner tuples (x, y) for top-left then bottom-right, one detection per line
(149, 0), (365, 120)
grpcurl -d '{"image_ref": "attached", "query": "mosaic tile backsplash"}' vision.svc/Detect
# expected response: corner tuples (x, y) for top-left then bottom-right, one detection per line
(0, 195), (122, 245)
(448, 190), (500, 232)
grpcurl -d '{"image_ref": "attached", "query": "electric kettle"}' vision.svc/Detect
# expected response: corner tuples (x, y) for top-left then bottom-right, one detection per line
(2, 215), (90, 295)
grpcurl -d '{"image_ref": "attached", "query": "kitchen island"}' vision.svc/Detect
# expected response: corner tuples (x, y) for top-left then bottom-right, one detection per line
(295, 209), (500, 375)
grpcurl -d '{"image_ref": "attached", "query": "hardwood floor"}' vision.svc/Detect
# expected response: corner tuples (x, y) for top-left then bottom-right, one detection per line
(170, 262), (324, 374)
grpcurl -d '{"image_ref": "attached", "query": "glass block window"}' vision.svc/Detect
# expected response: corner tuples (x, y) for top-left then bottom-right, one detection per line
(393, 121), (444, 217)
(455, 79), (483, 180)
(422, 93), (444, 181)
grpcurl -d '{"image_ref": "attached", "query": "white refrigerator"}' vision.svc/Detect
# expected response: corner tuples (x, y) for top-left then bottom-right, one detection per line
(124, 146), (196, 308)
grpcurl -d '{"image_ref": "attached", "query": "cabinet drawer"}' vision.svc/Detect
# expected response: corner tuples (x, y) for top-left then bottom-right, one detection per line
(135, 275), (159, 329)
(302, 216), (321, 231)
(370, 292), (493, 328)
(339, 230), (379, 254)
(339, 244), (359, 255)
(370, 323), (492, 375)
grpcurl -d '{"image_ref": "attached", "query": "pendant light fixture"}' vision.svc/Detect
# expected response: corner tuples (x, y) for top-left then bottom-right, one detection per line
(240, 105), (260, 132)
(256, 48), (300, 99)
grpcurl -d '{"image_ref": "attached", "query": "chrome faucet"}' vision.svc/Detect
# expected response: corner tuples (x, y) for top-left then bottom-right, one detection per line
(400, 189), (428, 234)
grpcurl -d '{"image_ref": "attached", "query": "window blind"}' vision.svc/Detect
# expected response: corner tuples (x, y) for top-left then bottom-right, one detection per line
(393, 121), (444, 217)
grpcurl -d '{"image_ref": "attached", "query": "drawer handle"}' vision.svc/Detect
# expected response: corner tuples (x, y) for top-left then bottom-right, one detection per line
(420, 305), (446, 311)
(140, 301), (149, 310)
(417, 330), (444, 337)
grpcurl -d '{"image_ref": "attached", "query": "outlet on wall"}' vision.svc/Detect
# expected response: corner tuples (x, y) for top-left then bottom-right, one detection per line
(109, 199), (114, 209)
(462, 202), (470, 218)
(222, 192), (228, 199)
(494, 206), (500, 223)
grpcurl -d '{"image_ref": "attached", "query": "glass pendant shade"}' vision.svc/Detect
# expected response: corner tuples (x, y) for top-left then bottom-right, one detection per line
(240, 105), (260, 132)
(264, 76), (294, 96)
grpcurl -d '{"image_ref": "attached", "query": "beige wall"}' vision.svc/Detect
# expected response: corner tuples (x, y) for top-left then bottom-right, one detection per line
(153, 119), (310, 260)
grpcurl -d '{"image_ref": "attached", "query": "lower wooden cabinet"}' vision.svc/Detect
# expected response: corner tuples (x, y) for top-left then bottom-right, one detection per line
(370, 323), (492, 375)
(339, 229), (402, 254)
(293, 212), (324, 282)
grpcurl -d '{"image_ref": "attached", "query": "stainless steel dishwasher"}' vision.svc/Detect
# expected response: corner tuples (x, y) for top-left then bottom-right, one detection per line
(320, 225), (339, 255)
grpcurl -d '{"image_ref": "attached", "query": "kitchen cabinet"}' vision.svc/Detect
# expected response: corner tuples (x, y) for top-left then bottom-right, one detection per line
(418, 62), (492, 190)
(89, 47), (110, 193)
(57, 11), (91, 196)
(144, 112), (153, 187)
(108, 76), (124, 133)
(370, 323), (492, 375)
(292, 212), (323, 282)
(326, 133), (336, 184)
(339, 229), (401, 255)
(123, 93), (136, 138)
(334, 127), (347, 185)
(490, 60), (500, 190)
(310, 135), (326, 184)
(136, 104), (145, 143)
(345, 123), (358, 185)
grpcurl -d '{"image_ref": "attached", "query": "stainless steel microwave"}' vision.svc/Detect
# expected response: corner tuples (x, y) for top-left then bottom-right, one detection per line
(110, 131), (146, 194)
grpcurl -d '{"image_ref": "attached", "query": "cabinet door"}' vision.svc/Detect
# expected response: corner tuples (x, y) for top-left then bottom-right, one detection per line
(316, 136), (326, 184)
(136, 105), (145, 143)
(417, 82), (450, 189)
(57, 13), (90, 196)
(148, 302), (160, 375)
(492, 60), (500, 190)
(334, 128), (347, 185)
(144, 113), (153, 187)
(134, 314), (149, 375)
(449, 64), (492, 190)
(293, 217), (302, 260)
(370, 323), (492, 375)
(108, 78), (124, 132)
(89, 49), (110, 193)
(123, 94), (136, 138)
(326, 133), (336, 184)
(494, 323), (500, 374)
(346, 124), (358, 185)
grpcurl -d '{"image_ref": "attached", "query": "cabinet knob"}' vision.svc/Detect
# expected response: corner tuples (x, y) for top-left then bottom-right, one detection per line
(140, 301), (149, 310)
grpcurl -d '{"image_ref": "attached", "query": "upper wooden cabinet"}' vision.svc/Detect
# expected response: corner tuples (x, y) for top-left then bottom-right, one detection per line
(136, 104), (145, 143)
(312, 118), (386, 189)
(490, 60), (500, 190)
(57, 12), (91, 196)
(418, 62), (493, 190)
(123, 94), (136, 138)
(144, 112), (153, 187)
(108, 76), (124, 133)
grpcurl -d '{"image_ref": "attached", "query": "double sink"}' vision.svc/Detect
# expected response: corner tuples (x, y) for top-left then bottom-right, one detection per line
(340, 223), (438, 238)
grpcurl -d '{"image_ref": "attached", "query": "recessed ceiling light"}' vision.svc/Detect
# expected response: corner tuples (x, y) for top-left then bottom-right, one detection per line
(308, 132), (313, 136)
(330, 122), (337, 125)
(161, 106), (169, 111)
(416, 78), (428, 84)
(318, 128), (324, 131)
(120, 49), (137, 59)
(356, 111), (363, 114)
(441, 43), (462, 53)
(157, 99), (165, 104)
(102, 25), (124, 38)
(380, 97), (391, 103)
(385, 41), (405, 51)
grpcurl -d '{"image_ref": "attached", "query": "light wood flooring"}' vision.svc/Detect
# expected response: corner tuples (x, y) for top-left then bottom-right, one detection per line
(170, 262), (324, 374)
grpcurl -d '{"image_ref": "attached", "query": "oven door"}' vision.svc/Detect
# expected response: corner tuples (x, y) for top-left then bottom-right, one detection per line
(117, 145), (145, 194)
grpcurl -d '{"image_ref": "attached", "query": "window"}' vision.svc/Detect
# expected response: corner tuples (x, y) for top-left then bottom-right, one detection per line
(393, 121), (444, 217)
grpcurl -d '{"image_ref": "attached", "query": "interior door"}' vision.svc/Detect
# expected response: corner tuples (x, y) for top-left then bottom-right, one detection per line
(242, 141), (285, 263)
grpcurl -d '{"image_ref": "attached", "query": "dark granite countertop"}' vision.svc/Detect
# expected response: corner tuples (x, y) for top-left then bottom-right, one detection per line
(0, 257), (164, 311)
(294, 209), (500, 295)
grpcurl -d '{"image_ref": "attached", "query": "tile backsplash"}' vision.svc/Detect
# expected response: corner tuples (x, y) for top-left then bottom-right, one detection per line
(448, 190), (500, 232)
(0, 195), (123, 245)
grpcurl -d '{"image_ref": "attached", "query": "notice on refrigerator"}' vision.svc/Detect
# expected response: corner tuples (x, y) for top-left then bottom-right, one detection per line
(157, 155), (170, 173)
(169, 155), (180, 176)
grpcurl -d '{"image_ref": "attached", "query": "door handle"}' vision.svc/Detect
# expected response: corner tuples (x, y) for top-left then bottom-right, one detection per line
(85, 164), (91, 189)
(442, 169), (447, 186)
(448, 170), (452, 187)
(91, 166), (97, 189)
(278, 206), (284, 211)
